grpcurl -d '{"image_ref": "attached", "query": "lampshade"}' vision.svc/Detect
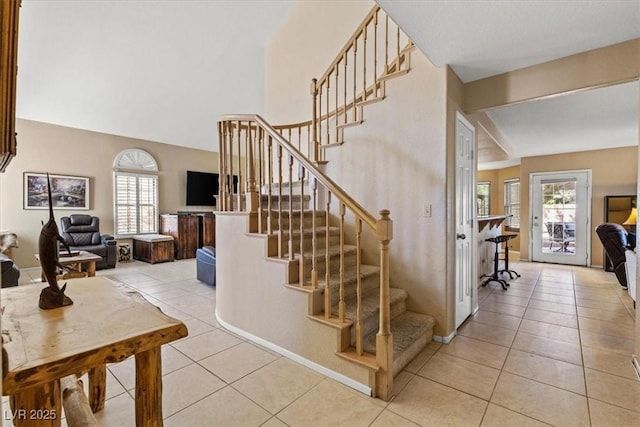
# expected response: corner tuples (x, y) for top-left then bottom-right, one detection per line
(623, 207), (637, 226)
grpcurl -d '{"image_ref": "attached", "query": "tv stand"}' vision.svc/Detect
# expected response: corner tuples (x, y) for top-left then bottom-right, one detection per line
(160, 213), (215, 259)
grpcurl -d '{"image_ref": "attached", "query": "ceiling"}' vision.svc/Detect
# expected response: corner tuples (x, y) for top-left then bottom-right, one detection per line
(16, 1), (640, 166)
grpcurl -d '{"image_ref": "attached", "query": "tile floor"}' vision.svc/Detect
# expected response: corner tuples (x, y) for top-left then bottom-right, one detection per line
(4, 258), (639, 426)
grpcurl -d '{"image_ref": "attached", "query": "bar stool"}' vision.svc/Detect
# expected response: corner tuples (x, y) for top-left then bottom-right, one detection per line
(498, 234), (520, 280)
(482, 236), (510, 290)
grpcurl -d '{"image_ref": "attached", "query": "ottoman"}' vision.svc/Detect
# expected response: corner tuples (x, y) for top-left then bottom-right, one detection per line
(196, 246), (216, 286)
(133, 234), (175, 264)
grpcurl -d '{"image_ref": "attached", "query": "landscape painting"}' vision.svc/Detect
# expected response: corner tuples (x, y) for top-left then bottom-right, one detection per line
(24, 173), (90, 210)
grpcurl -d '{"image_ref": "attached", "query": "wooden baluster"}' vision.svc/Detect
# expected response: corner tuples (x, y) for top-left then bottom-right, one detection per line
(338, 201), (345, 322)
(324, 190), (332, 319)
(310, 175), (318, 289)
(375, 209), (393, 401)
(298, 166), (306, 285)
(384, 14), (389, 74)
(343, 52), (347, 125)
(374, 11), (379, 98)
(325, 77), (330, 148)
(353, 39), (357, 122)
(363, 26), (367, 103)
(218, 122), (225, 211)
(267, 136), (273, 234)
(297, 126), (302, 156)
(355, 218), (363, 355)
(257, 128), (263, 233)
(334, 64), (339, 143)
(288, 154), (294, 261)
(228, 122), (235, 211)
(236, 120), (242, 211)
(277, 145), (283, 258)
(311, 78), (318, 163)
(396, 26), (400, 71)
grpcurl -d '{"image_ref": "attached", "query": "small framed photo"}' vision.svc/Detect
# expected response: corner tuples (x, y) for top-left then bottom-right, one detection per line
(24, 172), (90, 210)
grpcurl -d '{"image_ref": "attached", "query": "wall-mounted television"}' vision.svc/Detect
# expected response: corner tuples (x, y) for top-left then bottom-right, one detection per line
(185, 171), (238, 206)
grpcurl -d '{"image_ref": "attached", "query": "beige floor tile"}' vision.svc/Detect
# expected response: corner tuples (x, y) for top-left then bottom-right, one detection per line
(524, 307), (578, 328)
(585, 368), (640, 412)
(577, 306), (634, 325)
(277, 379), (384, 426)
(371, 410), (420, 427)
(471, 309), (522, 330)
(108, 357), (136, 390)
(174, 317), (217, 341)
(93, 392), (135, 427)
(161, 344), (194, 375)
(440, 335), (509, 369)
(232, 358), (324, 414)
(503, 349), (585, 395)
(485, 293), (530, 307)
(576, 298), (628, 313)
(388, 376), (487, 427)
(199, 342), (278, 383)
(164, 386), (270, 427)
(580, 330), (634, 355)
(478, 300), (527, 317)
(160, 363), (226, 418)
(261, 417), (289, 427)
(480, 403), (550, 427)
(491, 372), (589, 426)
(574, 288), (621, 303)
(518, 318), (580, 344)
(589, 398), (640, 427)
(532, 286), (575, 297)
(527, 299), (577, 315)
(578, 316), (635, 340)
(172, 329), (243, 361)
(418, 352), (500, 399)
(391, 370), (416, 400)
(530, 291), (575, 305)
(511, 332), (583, 365)
(583, 346), (639, 380)
(498, 287), (533, 298)
(536, 279), (574, 290)
(403, 346), (436, 373)
(458, 320), (517, 347)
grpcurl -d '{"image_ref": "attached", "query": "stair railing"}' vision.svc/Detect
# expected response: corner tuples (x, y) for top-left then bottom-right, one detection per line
(309, 5), (414, 162)
(218, 114), (394, 399)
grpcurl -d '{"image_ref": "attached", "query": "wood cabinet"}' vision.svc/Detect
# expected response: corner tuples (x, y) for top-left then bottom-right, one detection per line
(160, 213), (215, 259)
(1, 0), (20, 172)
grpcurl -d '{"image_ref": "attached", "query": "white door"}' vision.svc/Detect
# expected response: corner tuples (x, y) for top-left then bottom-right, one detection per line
(531, 171), (591, 266)
(455, 113), (475, 329)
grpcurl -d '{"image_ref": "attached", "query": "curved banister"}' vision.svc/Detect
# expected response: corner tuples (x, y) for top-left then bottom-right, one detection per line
(220, 114), (378, 230)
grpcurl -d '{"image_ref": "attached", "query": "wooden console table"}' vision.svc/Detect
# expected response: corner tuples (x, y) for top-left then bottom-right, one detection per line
(1, 277), (188, 426)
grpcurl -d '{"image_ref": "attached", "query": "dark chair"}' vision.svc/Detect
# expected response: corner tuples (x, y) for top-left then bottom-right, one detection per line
(60, 214), (117, 270)
(1, 252), (19, 287)
(196, 246), (216, 286)
(545, 222), (575, 253)
(595, 223), (630, 289)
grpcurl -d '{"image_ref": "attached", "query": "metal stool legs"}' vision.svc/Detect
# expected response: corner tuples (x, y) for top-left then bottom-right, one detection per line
(498, 240), (521, 279)
(482, 238), (509, 290)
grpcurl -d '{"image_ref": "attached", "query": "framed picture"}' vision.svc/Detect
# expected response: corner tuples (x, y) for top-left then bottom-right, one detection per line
(24, 173), (90, 210)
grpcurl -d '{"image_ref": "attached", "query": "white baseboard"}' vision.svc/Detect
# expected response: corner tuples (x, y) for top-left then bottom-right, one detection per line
(433, 330), (456, 344)
(632, 355), (640, 381)
(215, 309), (372, 397)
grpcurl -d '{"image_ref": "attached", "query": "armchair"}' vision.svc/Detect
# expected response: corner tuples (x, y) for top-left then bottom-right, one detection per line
(595, 223), (631, 290)
(60, 214), (117, 269)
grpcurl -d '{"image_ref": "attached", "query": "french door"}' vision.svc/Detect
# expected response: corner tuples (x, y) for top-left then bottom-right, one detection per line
(531, 170), (591, 266)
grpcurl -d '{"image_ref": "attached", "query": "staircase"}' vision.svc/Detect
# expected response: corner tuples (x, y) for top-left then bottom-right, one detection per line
(214, 6), (435, 401)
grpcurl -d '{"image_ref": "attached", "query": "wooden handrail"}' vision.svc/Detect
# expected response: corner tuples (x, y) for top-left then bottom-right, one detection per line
(220, 114), (378, 229)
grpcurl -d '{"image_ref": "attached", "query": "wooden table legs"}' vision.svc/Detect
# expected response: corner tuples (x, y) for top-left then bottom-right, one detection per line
(88, 365), (106, 413)
(10, 381), (61, 427)
(135, 346), (163, 427)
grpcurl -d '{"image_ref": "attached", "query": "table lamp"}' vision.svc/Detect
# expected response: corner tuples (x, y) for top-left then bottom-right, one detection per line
(623, 207), (637, 230)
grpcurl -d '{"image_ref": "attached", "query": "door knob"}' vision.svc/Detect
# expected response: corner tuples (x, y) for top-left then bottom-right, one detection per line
(456, 233), (466, 240)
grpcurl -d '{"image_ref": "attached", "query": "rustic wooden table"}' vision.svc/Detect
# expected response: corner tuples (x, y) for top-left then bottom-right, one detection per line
(1, 277), (188, 426)
(35, 250), (102, 280)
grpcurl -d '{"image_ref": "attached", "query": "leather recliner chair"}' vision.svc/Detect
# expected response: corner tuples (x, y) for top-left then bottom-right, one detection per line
(60, 214), (117, 269)
(595, 223), (631, 289)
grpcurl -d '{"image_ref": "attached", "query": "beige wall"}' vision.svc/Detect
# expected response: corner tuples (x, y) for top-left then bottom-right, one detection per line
(265, 0), (374, 123)
(519, 146), (638, 265)
(0, 119), (219, 268)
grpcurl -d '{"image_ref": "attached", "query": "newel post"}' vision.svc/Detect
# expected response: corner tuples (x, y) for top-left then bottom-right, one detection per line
(310, 78), (319, 163)
(375, 209), (393, 400)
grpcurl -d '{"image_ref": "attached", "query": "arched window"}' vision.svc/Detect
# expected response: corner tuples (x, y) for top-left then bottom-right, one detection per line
(113, 149), (159, 236)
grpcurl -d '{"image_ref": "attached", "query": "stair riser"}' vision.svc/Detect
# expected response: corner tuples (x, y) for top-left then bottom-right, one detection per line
(281, 233), (340, 254)
(328, 273), (380, 307)
(299, 251), (358, 281)
(349, 299), (407, 345)
(263, 200), (310, 211)
(268, 212), (327, 229)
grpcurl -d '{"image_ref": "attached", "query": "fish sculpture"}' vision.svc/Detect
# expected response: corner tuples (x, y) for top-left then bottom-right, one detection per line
(38, 173), (73, 309)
